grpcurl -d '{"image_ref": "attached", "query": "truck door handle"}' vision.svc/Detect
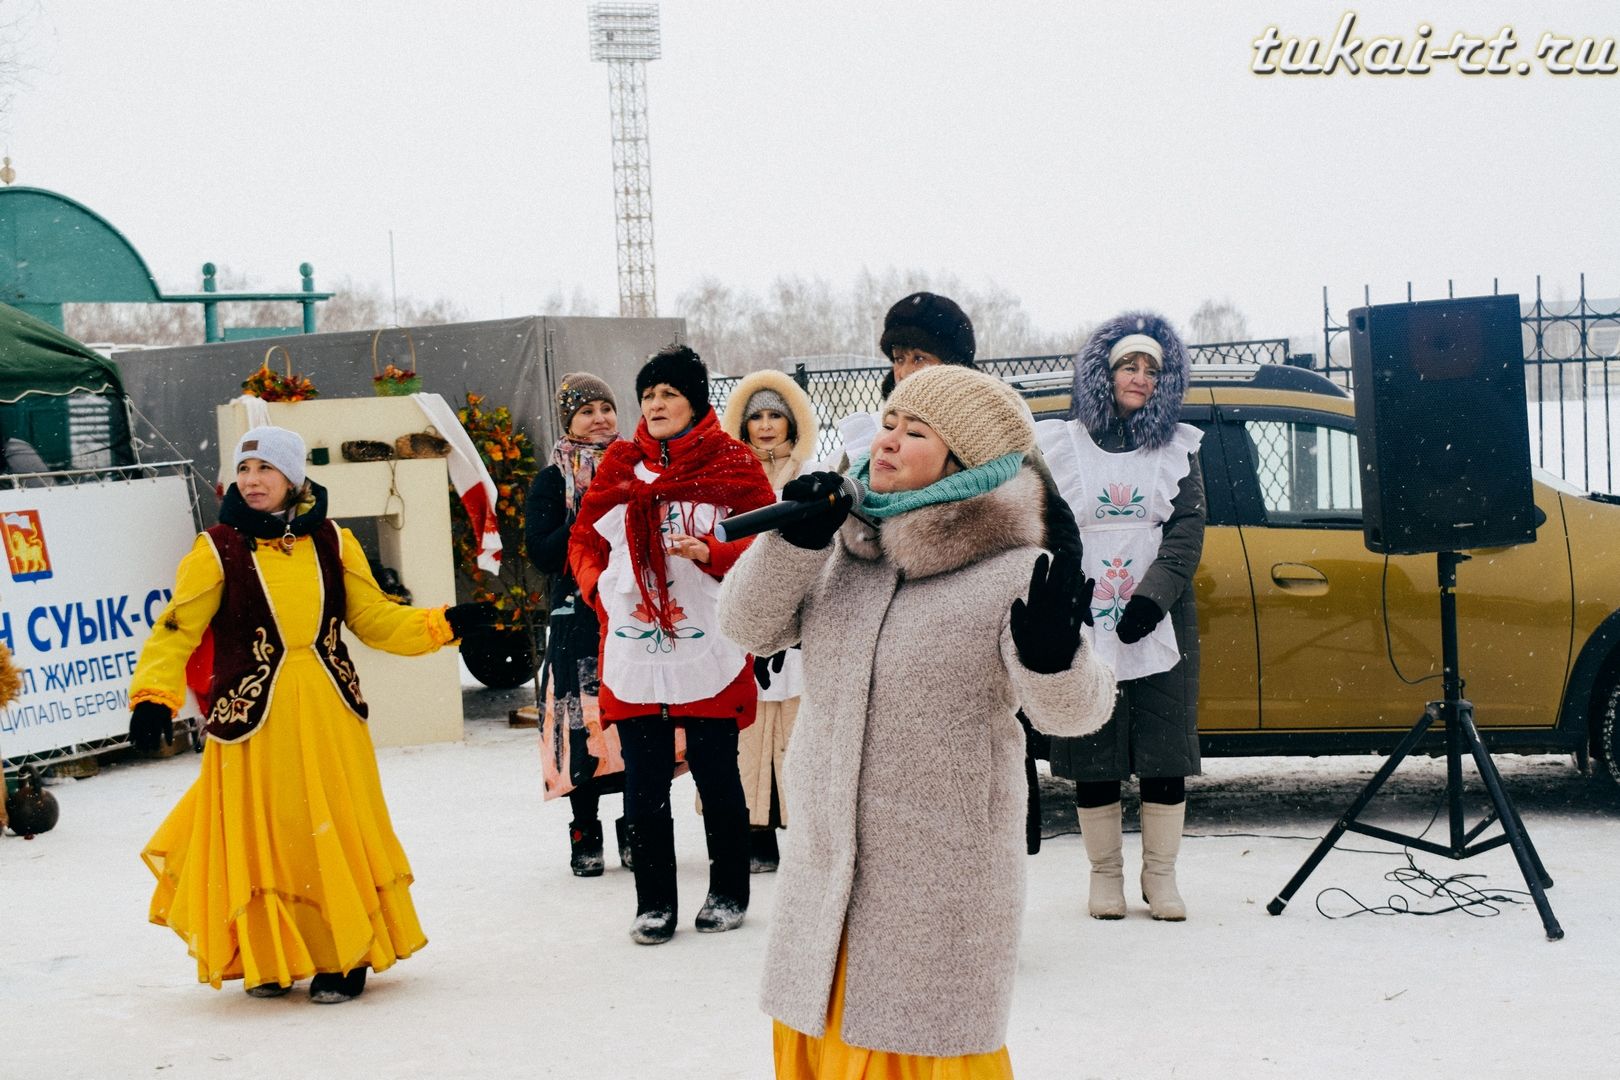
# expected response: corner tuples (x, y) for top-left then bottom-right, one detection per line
(1270, 563), (1329, 595)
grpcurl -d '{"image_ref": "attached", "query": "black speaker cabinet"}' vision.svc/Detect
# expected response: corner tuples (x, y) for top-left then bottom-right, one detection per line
(1348, 295), (1536, 555)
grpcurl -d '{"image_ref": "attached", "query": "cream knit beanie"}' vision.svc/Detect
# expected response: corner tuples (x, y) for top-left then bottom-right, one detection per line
(882, 365), (1033, 469)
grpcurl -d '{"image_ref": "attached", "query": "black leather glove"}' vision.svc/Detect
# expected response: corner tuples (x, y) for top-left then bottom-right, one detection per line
(778, 471), (853, 550)
(753, 650), (787, 690)
(1115, 594), (1165, 645)
(1010, 552), (1094, 675)
(129, 700), (174, 753)
(446, 601), (502, 639)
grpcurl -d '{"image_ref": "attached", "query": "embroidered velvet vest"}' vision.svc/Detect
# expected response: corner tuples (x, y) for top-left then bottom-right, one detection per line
(202, 520), (368, 743)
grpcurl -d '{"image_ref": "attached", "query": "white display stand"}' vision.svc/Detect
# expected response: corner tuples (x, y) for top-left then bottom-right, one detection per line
(216, 397), (463, 747)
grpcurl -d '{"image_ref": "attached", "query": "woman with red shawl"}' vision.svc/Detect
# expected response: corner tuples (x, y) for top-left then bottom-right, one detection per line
(569, 345), (775, 945)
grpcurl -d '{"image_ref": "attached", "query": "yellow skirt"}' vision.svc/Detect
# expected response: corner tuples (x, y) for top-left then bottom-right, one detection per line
(141, 653), (426, 989)
(772, 940), (1014, 1080)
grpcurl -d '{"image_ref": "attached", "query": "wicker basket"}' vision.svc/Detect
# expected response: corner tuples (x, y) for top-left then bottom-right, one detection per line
(372, 329), (423, 397)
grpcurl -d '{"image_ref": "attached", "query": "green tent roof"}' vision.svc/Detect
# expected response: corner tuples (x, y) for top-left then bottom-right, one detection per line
(0, 301), (125, 404)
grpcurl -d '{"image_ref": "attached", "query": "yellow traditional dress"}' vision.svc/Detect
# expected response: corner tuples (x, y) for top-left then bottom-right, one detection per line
(772, 940), (1014, 1080)
(132, 523), (453, 990)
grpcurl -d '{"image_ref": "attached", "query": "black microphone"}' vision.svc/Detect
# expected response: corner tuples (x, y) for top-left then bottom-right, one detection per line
(714, 475), (869, 543)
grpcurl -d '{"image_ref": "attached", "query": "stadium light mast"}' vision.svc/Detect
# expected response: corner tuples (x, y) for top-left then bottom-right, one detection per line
(588, 3), (661, 318)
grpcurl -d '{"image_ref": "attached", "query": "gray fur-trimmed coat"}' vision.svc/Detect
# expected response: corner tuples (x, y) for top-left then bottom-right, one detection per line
(1049, 309), (1207, 782)
(717, 467), (1116, 1056)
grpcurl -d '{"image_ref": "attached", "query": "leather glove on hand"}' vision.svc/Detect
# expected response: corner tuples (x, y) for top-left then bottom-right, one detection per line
(778, 471), (853, 550)
(446, 601), (502, 640)
(1010, 552), (1094, 675)
(129, 700), (174, 753)
(753, 650), (787, 691)
(1114, 594), (1165, 645)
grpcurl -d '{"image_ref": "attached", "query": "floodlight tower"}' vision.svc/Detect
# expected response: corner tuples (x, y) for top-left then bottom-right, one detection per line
(588, 3), (661, 318)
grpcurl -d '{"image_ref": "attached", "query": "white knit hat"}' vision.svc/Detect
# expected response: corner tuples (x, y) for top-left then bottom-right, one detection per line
(883, 366), (1033, 469)
(234, 425), (307, 488)
(1108, 333), (1164, 369)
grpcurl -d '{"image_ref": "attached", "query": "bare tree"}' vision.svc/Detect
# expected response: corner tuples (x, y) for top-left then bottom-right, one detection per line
(65, 276), (466, 347)
(1188, 298), (1251, 344)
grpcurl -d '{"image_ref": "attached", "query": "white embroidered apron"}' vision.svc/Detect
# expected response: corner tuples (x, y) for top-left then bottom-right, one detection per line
(833, 411), (878, 467)
(592, 462), (750, 706)
(1035, 419), (1203, 681)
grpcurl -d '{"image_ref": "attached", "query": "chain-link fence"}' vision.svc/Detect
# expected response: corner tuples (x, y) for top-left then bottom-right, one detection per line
(711, 339), (1295, 464)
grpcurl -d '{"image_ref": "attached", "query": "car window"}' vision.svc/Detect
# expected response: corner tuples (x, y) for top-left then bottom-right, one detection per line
(1242, 419), (1362, 527)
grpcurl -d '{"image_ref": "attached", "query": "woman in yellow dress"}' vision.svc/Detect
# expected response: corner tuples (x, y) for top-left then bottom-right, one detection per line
(128, 426), (494, 1003)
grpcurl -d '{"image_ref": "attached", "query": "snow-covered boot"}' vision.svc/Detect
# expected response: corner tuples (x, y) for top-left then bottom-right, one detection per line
(1139, 800), (1187, 922)
(615, 816), (633, 870)
(1078, 802), (1126, 920)
(569, 819), (605, 877)
(749, 827), (780, 874)
(309, 967), (367, 1004)
(628, 815), (678, 945)
(245, 982), (291, 998)
(695, 812), (750, 932)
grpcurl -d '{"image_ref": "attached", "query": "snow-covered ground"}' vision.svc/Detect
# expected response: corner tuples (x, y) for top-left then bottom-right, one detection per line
(5, 674), (1618, 1080)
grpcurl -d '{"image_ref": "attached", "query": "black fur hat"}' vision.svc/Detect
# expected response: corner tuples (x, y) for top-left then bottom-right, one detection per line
(636, 344), (710, 420)
(880, 292), (976, 366)
(878, 292), (977, 397)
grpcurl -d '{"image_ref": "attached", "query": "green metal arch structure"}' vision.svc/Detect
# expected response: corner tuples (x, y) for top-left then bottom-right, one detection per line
(0, 187), (163, 327)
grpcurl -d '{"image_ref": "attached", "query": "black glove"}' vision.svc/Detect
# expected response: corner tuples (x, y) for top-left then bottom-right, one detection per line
(1010, 552), (1094, 675)
(778, 471), (853, 550)
(446, 601), (502, 639)
(129, 700), (174, 753)
(753, 650), (787, 690)
(1115, 594), (1165, 645)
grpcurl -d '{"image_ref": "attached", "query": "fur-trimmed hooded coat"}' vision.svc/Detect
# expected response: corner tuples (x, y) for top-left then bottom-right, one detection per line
(1048, 310), (1207, 783)
(719, 368), (821, 826)
(721, 368), (820, 491)
(717, 466), (1116, 1056)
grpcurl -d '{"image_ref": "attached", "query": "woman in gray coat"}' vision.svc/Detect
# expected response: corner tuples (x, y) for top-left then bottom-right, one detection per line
(720, 365), (1115, 1072)
(1037, 311), (1207, 922)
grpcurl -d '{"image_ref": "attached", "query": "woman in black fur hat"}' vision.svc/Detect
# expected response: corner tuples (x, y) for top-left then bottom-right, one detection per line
(832, 291), (977, 466)
(1036, 311), (1207, 922)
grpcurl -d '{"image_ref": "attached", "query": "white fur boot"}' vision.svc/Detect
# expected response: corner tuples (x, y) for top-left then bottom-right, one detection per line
(1139, 800), (1187, 921)
(1078, 802), (1126, 920)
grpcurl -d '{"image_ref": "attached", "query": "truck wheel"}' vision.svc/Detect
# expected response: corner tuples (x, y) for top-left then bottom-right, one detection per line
(461, 627), (539, 690)
(1600, 683), (1620, 786)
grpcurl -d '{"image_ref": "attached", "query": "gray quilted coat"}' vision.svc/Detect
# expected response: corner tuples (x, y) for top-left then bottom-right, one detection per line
(717, 466), (1116, 1056)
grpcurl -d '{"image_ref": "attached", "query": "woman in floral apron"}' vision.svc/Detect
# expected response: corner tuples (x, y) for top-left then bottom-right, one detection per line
(1037, 312), (1207, 921)
(568, 345), (775, 945)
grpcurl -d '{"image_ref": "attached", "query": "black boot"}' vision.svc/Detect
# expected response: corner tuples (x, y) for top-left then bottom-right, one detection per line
(627, 815), (678, 945)
(695, 812), (750, 933)
(245, 982), (291, 998)
(308, 967), (367, 1004)
(615, 816), (634, 870)
(749, 827), (780, 874)
(569, 819), (605, 877)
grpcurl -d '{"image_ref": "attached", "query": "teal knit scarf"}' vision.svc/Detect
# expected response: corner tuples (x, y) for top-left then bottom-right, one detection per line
(850, 451), (1025, 519)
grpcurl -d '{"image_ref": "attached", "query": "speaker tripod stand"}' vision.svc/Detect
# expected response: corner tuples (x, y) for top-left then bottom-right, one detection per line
(1266, 551), (1564, 941)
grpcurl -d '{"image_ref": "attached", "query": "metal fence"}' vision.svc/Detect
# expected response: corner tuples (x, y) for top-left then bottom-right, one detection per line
(1322, 276), (1620, 492)
(711, 339), (1295, 464)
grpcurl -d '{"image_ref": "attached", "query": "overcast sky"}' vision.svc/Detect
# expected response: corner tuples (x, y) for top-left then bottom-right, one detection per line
(5, 0), (1617, 352)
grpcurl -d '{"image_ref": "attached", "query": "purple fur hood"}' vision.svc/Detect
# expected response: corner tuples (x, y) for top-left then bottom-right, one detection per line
(1068, 310), (1190, 451)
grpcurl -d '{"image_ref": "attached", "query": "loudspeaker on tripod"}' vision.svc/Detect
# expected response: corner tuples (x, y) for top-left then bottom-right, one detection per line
(1348, 294), (1537, 555)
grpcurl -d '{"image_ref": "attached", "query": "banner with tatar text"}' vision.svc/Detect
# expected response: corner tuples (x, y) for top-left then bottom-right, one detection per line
(0, 476), (199, 760)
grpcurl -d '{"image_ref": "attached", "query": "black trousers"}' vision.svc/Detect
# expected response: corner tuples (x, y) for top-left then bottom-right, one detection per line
(1076, 776), (1186, 808)
(617, 716), (750, 916)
